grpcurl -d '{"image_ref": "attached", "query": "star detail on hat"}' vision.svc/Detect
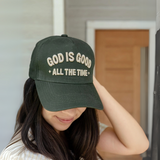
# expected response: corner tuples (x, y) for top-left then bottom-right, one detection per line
(49, 70), (51, 73)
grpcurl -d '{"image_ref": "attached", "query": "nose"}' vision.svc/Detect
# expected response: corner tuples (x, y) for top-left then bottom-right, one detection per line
(61, 108), (76, 116)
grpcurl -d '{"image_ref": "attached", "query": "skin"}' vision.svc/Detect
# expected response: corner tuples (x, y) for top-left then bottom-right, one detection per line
(42, 107), (86, 134)
(93, 76), (149, 155)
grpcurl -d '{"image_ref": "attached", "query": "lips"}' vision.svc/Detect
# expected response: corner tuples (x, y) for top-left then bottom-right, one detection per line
(56, 116), (74, 124)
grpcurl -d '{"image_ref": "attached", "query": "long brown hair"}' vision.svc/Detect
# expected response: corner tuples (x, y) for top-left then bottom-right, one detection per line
(13, 78), (103, 160)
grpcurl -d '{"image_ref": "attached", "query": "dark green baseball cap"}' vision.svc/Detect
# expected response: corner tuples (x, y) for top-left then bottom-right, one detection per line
(29, 34), (103, 111)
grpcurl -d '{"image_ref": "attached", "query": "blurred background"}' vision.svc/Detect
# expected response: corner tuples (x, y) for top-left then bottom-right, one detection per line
(0, 0), (53, 152)
(0, 0), (156, 160)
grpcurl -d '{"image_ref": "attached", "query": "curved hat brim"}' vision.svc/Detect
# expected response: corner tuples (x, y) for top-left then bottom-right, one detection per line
(35, 80), (103, 111)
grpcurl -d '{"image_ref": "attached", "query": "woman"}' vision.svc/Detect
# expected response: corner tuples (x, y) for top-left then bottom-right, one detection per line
(0, 35), (149, 160)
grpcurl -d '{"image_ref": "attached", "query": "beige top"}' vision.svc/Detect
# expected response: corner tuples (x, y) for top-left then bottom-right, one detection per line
(0, 122), (107, 160)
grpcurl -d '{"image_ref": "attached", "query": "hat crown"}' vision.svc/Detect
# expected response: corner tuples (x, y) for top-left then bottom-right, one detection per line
(29, 35), (95, 84)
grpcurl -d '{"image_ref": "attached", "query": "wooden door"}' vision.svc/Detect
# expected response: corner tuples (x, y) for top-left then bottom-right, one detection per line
(95, 30), (149, 160)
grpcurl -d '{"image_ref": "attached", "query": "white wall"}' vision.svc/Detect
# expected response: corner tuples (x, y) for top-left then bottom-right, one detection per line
(156, 0), (160, 31)
(65, 0), (156, 41)
(0, 0), (53, 152)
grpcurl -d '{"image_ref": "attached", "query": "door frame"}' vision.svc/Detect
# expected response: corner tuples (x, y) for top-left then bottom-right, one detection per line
(86, 21), (156, 149)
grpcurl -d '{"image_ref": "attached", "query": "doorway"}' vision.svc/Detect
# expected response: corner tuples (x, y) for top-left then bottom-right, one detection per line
(95, 30), (149, 160)
(87, 21), (156, 152)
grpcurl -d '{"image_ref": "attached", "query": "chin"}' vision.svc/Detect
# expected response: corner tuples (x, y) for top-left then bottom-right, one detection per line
(53, 124), (71, 132)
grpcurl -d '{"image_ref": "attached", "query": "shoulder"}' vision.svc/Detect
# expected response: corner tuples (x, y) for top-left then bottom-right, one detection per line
(98, 121), (108, 135)
(0, 132), (51, 160)
(0, 138), (24, 160)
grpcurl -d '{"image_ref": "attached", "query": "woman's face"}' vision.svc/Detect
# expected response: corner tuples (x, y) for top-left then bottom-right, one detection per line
(42, 107), (86, 133)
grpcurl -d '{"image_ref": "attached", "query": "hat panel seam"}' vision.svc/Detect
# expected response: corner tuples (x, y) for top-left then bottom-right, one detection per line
(36, 37), (55, 79)
(69, 37), (95, 69)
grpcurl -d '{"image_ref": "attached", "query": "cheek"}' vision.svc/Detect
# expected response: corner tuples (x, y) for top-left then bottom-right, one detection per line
(81, 107), (87, 112)
(41, 110), (59, 130)
(77, 107), (86, 117)
(41, 108), (55, 124)
(42, 108), (48, 119)
(42, 110), (49, 123)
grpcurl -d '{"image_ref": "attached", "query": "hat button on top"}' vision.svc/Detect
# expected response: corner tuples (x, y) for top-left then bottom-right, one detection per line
(61, 34), (68, 37)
